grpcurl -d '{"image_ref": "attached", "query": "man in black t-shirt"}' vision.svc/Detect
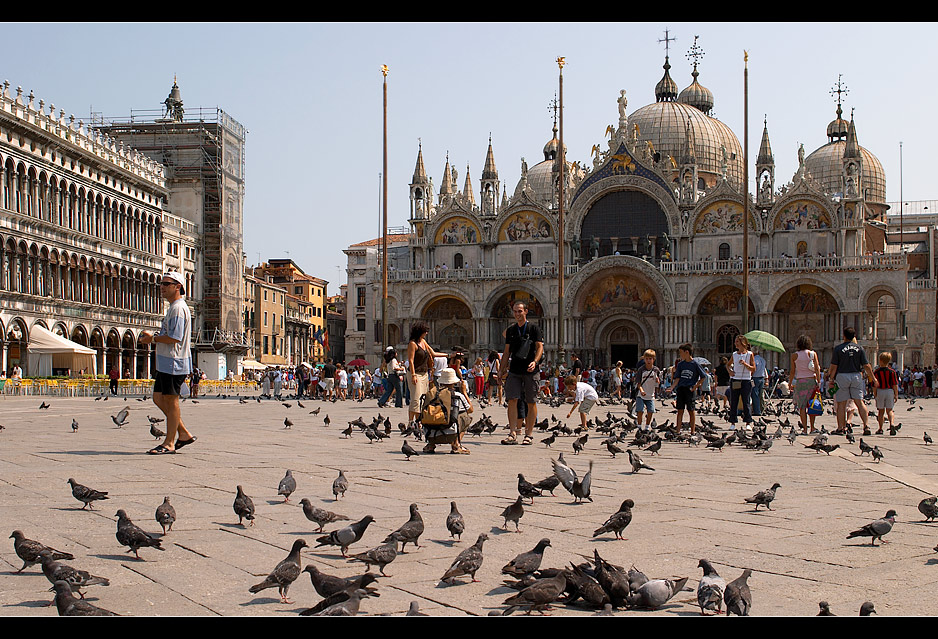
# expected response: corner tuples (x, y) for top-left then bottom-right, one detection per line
(322, 359), (337, 400)
(498, 302), (544, 445)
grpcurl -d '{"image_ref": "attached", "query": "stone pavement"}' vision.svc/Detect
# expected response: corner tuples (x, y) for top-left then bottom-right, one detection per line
(1, 391), (936, 616)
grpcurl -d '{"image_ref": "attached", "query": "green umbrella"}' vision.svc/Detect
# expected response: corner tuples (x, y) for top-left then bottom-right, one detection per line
(744, 330), (785, 353)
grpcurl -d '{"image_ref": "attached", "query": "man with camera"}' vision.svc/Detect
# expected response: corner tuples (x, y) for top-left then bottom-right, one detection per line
(498, 301), (543, 446)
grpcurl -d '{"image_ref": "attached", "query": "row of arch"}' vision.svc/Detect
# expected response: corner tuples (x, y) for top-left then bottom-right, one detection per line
(1, 153), (163, 254)
(0, 233), (164, 314)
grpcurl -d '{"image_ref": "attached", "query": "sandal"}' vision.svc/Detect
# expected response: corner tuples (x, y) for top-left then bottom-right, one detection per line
(147, 445), (176, 455)
(521, 435), (534, 446)
(450, 446), (471, 454)
(501, 436), (518, 445)
(175, 436), (197, 450)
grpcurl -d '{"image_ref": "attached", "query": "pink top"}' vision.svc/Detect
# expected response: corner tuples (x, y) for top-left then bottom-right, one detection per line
(794, 350), (816, 380)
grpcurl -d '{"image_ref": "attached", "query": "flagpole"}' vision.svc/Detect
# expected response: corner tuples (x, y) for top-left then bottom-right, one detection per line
(381, 65), (389, 353)
(557, 56), (566, 371)
(742, 51), (750, 335)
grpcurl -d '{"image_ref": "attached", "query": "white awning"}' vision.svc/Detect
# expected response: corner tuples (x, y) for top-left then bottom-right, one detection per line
(241, 359), (266, 370)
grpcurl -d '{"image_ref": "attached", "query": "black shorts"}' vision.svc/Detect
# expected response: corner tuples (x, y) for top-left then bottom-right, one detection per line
(675, 386), (696, 411)
(153, 371), (187, 396)
(505, 372), (538, 402)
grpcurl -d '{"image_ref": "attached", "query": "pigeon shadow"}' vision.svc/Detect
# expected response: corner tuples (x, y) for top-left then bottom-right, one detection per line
(925, 558), (938, 566)
(265, 500), (288, 506)
(239, 597), (284, 607)
(41, 450), (141, 456)
(428, 538), (459, 547)
(4, 600), (55, 609)
(92, 553), (142, 561)
(214, 522), (253, 528)
(489, 526), (519, 536)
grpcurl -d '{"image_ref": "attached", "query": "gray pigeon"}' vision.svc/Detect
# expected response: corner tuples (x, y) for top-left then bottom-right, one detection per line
(299, 571), (380, 616)
(847, 509), (897, 545)
(626, 577), (688, 610)
(402, 440), (419, 461)
(116, 509), (164, 560)
(696, 559), (727, 615)
(39, 550), (110, 598)
(386, 503), (423, 552)
(300, 498), (351, 532)
(441, 533), (488, 584)
(551, 457), (593, 503)
(348, 532), (403, 576)
(332, 470), (348, 500)
(502, 572), (568, 615)
(149, 422), (165, 440)
(111, 406), (129, 427)
(817, 601), (836, 615)
(233, 485), (256, 526)
(315, 515), (375, 557)
(310, 588), (369, 616)
(859, 601), (876, 616)
(501, 496), (525, 532)
(50, 580), (118, 616)
(533, 475), (561, 496)
(283, 417), (293, 429)
(745, 483), (781, 511)
(406, 601), (429, 616)
(592, 499), (634, 540)
(627, 449), (655, 473)
(724, 568), (752, 616)
(67, 478), (109, 510)
(155, 497), (176, 534)
(918, 496), (937, 522)
(278, 470), (296, 503)
(249, 538), (308, 604)
(10, 530), (74, 573)
(502, 538), (551, 577)
(71, 419), (79, 433)
(446, 501), (465, 541)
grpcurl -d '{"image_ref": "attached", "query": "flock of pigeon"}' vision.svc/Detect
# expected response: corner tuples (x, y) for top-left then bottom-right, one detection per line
(4, 388), (938, 616)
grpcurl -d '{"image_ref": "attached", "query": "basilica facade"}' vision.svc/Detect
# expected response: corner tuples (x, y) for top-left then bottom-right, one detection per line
(348, 54), (933, 371)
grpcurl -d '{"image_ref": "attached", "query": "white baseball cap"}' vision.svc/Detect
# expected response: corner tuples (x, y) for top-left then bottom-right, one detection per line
(162, 271), (186, 294)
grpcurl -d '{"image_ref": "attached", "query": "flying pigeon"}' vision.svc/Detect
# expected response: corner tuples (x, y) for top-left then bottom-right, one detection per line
(49, 580), (118, 616)
(592, 499), (634, 540)
(233, 485), (256, 526)
(501, 496), (525, 532)
(847, 509), (897, 545)
(446, 501), (465, 541)
(314, 515), (375, 557)
(696, 559), (726, 615)
(39, 550), (110, 599)
(67, 478), (109, 510)
(332, 470), (348, 500)
(278, 470), (296, 502)
(386, 503), (424, 552)
(502, 538), (551, 578)
(348, 532), (403, 576)
(441, 533), (487, 584)
(10, 530), (74, 573)
(155, 497), (176, 534)
(299, 498), (351, 532)
(724, 568), (753, 616)
(111, 406), (129, 427)
(115, 509), (164, 560)
(249, 539), (308, 603)
(551, 457), (593, 503)
(745, 483), (781, 511)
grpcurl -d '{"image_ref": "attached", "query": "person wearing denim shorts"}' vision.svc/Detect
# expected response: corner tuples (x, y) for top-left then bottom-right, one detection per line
(828, 326), (877, 435)
(634, 350), (661, 427)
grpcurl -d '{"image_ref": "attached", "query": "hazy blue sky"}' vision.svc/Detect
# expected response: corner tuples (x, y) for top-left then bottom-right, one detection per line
(4, 23), (935, 291)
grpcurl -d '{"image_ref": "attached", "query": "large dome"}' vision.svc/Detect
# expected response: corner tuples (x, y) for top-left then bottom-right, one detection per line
(627, 100), (744, 190)
(804, 141), (886, 204)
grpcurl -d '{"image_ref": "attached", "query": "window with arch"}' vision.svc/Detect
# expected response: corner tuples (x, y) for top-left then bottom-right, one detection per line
(718, 243), (731, 260)
(717, 323), (740, 354)
(796, 241), (807, 257)
(521, 250), (531, 266)
(453, 253), (463, 269)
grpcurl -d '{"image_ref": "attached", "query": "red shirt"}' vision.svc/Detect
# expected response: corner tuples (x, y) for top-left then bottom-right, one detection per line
(874, 366), (898, 390)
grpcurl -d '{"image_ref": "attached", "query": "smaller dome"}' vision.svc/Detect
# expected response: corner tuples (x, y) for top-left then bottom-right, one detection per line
(826, 103), (848, 141)
(655, 57), (679, 102)
(678, 69), (714, 115)
(542, 124), (566, 161)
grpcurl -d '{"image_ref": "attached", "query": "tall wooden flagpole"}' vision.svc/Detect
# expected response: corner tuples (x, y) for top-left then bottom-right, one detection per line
(556, 56), (566, 369)
(381, 64), (389, 352)
(742, 51), (750, 335)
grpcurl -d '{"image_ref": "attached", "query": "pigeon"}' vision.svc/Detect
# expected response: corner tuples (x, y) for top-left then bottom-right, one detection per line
(283, 417), (293, 429)
(859, 601), (876, 616)
(573, 433), (588, 454)
(745, 483), (781, 511)
(627, 449), (655, 473)
(502, 538), (551, 579)
(591, 549), (631, 607)
(871, 446), (884, 462)
(626, 577), (689, 610)
(441, 533), (488, 584)
(149, 422), (165, 439)
(310, 407), (321, 415)
(406, 601), (429, 616)
(541, 433), (556, 447)
(148, 415), (164, 424)
(67, 478), (109, 510)
(644, 439), (662, 455)
(501, 496), (525, 532)
(115, 509), (164, 560)
(71, 419), (79, 433)
(39, 401), (51, 409)
(323, 414), (331, 427)
(110, 406), (129, 427)
(445, 501), (465, 541)
(299, 572), (379, 616)
(918, 496), (937, 522)
(517, 474), (542, 503)
(592, 499), (634, 540)
(401, 440), (419, 461)
(847, 509), (897, 545)
(282, 402), (292, 408)
(817, 601), (836, 616)
(386, 503), (424, 552)
(606, 441), (625, 458)
(233, 485), (256, 526)
(10, 530), (74, 573)
(299, 498), (351, 533)
(533, 475), (561, 496)
(39, 550), (110, 599)
(551, 457), (593, 503)
(278, 470), (296, 502)
(925, 432), (933, 445)
(858, 438), (874, 455)
(308, 588), (370, 616)
(315, 515), (376, 557)
(155, 497), (176, 534)
(348, 532), (403, 576)
(249, 539), (308, 603)
(724, 568), (753, 616)
(502, 572), (568, 615)
(341, 424), (353, 438)
(332, 470), (348, 500)
(297, 401), (305, 409)
(49, 580), (118, 616)
(696, 559), (727, 615)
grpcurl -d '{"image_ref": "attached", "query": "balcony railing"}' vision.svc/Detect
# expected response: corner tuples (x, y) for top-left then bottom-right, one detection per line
(659, 254), (906, 275)
(388, 265), (579, 282)
(909, 278), (937, 290)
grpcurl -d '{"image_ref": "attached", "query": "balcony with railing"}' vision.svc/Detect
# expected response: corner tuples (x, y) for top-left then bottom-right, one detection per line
(659, 254), (906, 275)
(388, 264), (580, 282)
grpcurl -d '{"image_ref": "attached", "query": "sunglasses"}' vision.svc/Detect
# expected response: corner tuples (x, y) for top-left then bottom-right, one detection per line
(161, 281), (178, 286)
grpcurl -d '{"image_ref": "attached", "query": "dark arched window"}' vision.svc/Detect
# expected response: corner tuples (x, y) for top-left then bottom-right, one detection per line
(717, 323), (739, 354)
(521, 250), (531, 266)
(719, 243), (731, 260)
(453, 253), (463, 269)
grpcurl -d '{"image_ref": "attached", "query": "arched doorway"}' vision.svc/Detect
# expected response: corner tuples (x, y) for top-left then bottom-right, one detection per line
(91, 328), (105, 376)
(422, 296), (473, 352)
(489, 289), (545, 350)
(121, 331), (136, 378)
(773, 284), (840, 363)
(6, 319), (28, 375)
(695, 285), (756, 358)
(602, 320), (642, 369)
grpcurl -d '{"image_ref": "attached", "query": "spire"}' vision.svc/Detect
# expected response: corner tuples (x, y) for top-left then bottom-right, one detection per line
(482, 134), (498, 180)
(655, 29), (679, 103)
(757, 116), (774, 165)
(844, 109), (861, 159)
(439, 153), (453, 195)
(412, 140), (428, 184)
(463, 163), (475, 206)
(682, 118), (697, 164)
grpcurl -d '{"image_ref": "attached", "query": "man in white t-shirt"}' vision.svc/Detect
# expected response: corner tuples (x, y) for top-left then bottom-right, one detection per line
(139, 271), (195, 455)
(564, 375), (599, 431)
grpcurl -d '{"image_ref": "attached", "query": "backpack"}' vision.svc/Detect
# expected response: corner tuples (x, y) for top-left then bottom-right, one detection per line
(419, 385), (457, 429)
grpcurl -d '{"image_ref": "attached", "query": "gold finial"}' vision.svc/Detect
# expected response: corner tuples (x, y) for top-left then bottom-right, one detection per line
(744, 50), (748, 64)
(381, 64), (389, 77)
(556, 56), (566, 69)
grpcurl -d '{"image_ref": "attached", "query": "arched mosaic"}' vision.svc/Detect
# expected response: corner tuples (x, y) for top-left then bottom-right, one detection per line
(694, 200), (757, 234)
(774, 200), (832, 231)
(774, 284), (839, 313)
(423, 296), (472, 319)
(579, 272), (658, 315)
(434, 217), (480, 245)
(698, 285), (756, 314)
(499, 211), (552, 241)
(491, 290), (544, 318)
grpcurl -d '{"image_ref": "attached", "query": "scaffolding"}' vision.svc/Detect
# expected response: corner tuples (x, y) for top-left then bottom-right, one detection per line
(93, 107), (247, 352)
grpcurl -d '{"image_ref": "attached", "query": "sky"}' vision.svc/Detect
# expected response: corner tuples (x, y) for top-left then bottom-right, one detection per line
(4, 22), (936, 291)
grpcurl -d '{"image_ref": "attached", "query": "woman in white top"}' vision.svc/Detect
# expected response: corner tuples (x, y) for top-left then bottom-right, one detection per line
(790, 334), (821, 434)
(612, 361), (623, 399)
(727, 335), (756, 427)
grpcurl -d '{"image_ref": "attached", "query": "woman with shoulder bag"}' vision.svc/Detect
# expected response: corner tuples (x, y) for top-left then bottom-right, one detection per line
(378, 347), (404, 409)
(791, 335), (822, 434)
(406, 322), (446, 424)
(727, 335), (756, 429)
